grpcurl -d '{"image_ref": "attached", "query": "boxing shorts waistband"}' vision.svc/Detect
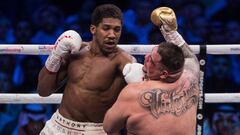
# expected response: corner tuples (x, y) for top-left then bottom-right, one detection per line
(53, 110), (104, 131)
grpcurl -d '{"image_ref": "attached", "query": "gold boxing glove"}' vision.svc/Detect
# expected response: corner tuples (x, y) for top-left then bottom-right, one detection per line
(150, 7), (177, 31)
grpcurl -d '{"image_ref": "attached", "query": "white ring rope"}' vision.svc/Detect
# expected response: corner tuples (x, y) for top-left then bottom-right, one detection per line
(0, 93), (239, 104)
(0, 44), (239, 104)
(0, 44), (240, 55)
(0, 94), (62, 104)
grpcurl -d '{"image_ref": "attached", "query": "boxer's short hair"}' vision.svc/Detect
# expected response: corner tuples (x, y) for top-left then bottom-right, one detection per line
(91, 4), (123, 26)
(158, 42), (184, 73)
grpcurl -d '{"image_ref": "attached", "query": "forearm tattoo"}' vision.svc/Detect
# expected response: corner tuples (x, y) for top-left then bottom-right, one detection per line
(181, 43), (200, 75)
(181, 44), (195, 59)
(138, 79), (199, 119)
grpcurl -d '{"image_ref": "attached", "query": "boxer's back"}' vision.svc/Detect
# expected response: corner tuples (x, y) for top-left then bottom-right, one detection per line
(125, 72), (199, 135)
(59, 48), (128, 122)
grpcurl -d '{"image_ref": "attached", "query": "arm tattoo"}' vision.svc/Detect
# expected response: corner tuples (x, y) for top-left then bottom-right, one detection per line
(138, 79), (199, 119)
(181, 43), (195, 59)
(181, 43), (200, 75)
(184, 59), (200, 78)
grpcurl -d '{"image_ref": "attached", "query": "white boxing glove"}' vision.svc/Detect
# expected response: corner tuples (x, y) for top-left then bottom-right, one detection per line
(45, 30), (82, 72)
(123, 63), (145, 84)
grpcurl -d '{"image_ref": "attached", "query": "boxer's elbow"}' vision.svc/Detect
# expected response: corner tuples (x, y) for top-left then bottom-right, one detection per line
(37, 89), (51, 97)
(37, 84), (52, 97)
(103, 120), (118, 134)
(103, 120), (112, 133)
(103, 129), (119, 135)
(103, 125), (114, 134)
(37, 78), (56, 97)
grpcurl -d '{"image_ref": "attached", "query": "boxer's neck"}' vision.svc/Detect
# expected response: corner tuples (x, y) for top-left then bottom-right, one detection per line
(89, 41), (103, 56)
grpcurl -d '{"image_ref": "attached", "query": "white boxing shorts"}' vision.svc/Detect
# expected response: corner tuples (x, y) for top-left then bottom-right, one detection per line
(40, 110), (107, 135)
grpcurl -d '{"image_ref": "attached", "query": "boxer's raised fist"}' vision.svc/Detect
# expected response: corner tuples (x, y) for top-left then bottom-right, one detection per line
(151, 7), (177, 32)
(45, 30), (82, 72)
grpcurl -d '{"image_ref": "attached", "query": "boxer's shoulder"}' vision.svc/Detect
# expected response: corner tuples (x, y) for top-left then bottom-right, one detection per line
(121, 83), (143, 96)
(115, 48), (135, 62)
(80, 42), (90, 49)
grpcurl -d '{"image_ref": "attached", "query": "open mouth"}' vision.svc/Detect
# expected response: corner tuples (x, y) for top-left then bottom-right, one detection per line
(104, 41), (116, 48)
(105, 41), (115, 45)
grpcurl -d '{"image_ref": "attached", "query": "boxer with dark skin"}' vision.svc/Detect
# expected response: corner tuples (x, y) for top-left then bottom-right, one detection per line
(37, 4), (144, 135)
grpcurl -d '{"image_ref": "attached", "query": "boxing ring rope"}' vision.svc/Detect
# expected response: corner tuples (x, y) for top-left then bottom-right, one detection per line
(0, 44), (240, 104)
(0, 93), (240, 104)
(0, 44), (240, 55)
(0, 44), (239, 135)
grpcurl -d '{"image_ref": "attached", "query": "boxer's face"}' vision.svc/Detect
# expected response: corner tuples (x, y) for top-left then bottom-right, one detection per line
(143, 46), (166, 80)
(91, 18), (122, 53)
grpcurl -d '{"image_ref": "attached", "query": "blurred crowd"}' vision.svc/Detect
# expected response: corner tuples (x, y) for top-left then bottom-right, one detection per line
(0, 0), (240, 134)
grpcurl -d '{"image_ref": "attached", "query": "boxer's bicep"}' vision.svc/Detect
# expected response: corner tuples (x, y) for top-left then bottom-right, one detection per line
(118, 51), (136, 72)
(56, 61), (68, 85)
(184, 57), (200, 77)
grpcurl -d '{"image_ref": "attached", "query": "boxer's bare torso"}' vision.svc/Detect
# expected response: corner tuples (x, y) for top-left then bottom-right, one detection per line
(38, 43), (133, 123)
(59, 44), (132, 122)
(116, 70), (199, 135)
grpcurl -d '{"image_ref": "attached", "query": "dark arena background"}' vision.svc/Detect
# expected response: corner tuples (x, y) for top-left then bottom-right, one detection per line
(0, 0), (240, 135)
